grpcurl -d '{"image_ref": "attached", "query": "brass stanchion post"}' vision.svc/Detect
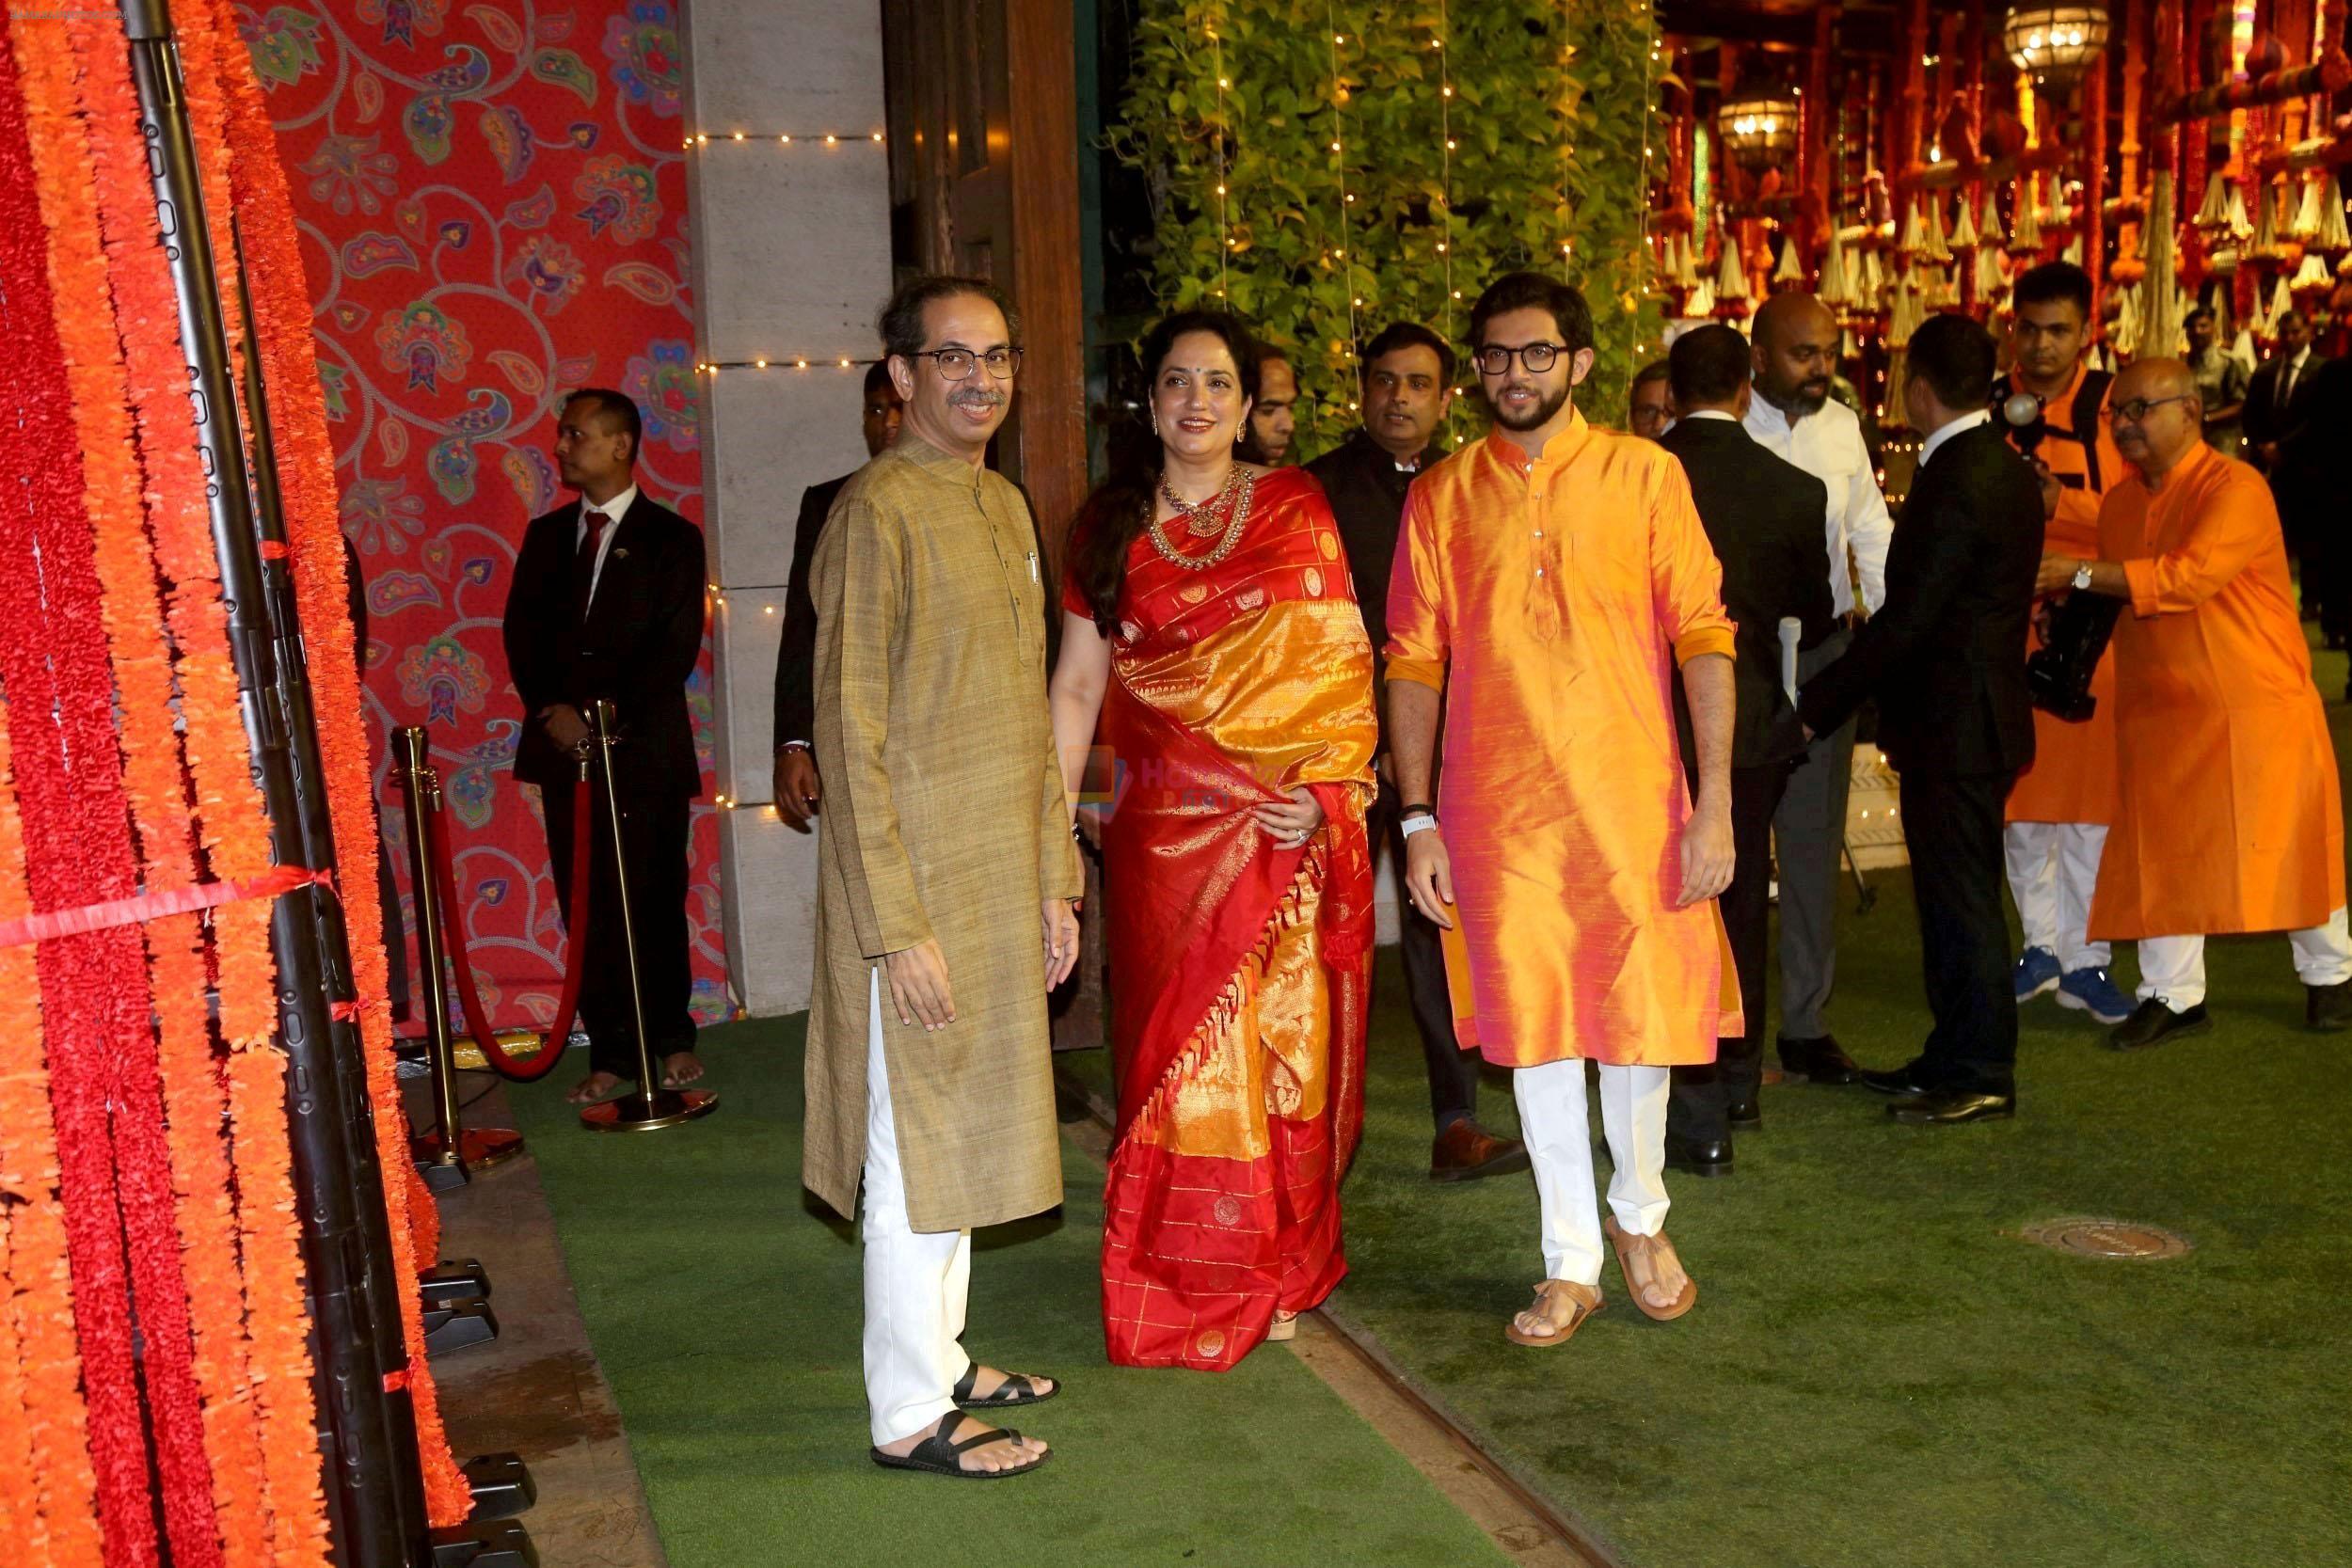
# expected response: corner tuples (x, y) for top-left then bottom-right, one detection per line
(579, 700), (718, 1132)
(396, 725), (524, 1179)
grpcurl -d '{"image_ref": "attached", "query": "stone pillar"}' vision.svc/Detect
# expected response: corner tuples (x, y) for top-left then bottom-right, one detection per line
(680, 1), (891, 1015)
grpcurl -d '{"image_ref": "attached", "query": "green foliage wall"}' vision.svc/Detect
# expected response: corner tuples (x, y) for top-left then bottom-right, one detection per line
(1110, 0), (1665, 457)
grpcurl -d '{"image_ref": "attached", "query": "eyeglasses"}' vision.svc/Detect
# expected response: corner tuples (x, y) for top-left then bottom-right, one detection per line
(906, 346), (1024, 381)
(1473, 342), (1564, 375)
(2108, 394), (2189, 424)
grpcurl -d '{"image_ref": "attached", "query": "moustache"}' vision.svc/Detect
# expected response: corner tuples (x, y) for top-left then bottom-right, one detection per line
(949, 390), (1004, 407)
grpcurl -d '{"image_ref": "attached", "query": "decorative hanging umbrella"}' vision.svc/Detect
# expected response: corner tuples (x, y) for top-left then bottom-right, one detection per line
(2265, 274), (2295, 329)
(1897, 198), (1926, 257)
(1819, 224), (1852, 307)
(1949, 197), (1980, 250)
(2112, 283), (2143, 357)
(1975, 243), (2008, 300)
(1924, 195), (1954, 262)
(1861, 246), (1887, 300)
(2291, 174), (2325, 240)
(2291, 251), (2333, 291)
(2140, 170), (2185, 366)
(1979, 189), (2007, 246)
(1686, 280), (1717, 317)
(2062, 232), (2085, 267)
(2251, 181), (2280, 256)
(2225, 182), (2251, 238)
(2010, 188), (2043, 254)
(2316, 177), (2351, 252)
(2195, 170), (2232, 228)
(1715, 236), (1751, 304)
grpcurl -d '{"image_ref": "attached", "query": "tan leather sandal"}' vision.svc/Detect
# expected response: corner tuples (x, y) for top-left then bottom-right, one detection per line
(1604, 1216), (1697, 1322)
(1266, 1310), (1299, 1342)
(1503, 1278), (1603, 1347)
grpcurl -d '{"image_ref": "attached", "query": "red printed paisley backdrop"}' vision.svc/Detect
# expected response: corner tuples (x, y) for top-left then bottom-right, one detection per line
(246, 0), (728, 1030)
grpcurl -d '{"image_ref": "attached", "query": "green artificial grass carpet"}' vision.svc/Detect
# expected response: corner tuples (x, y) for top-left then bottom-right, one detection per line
(504, 1018), (1514, 1568)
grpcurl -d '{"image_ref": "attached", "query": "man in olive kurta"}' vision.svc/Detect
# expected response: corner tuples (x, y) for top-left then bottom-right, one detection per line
(803, 279), (1083, 1479)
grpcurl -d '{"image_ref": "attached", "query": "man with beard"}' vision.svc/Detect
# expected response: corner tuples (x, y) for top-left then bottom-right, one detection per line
(1629, 358), (1673, 440)
(802, 277), (1082, 1478)
(1741, 292), (1892, 1087)
(1306, 322), (1525, 1181)
(1996, 261), (2133, 1029)
(501, 388), (709, 1105)
(771, 363), (904, 826)
(1240, 345), (1299, 465)
(1389, 273), (1737, 1342)
(2034, 358), (2352, 1047)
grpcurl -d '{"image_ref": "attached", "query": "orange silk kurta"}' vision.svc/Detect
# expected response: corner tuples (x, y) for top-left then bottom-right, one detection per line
(1385, 414), (1740, 1069)
(2006, 362), (2122, 825)
(2088, 443), (2346, 940)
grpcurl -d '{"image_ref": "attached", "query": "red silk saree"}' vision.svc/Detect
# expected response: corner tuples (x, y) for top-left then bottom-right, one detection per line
(1068, 467), (1378, 1370)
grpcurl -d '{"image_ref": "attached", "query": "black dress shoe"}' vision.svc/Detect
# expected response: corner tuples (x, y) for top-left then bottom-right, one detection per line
(1663, 1134), (1733, 1178)
(2308, 980), (2352, 1032)
(1887, 1089), (2016, 1125)
(2107, 999), (2212, 1051)
(1725, 1095), (1762, 1132)
(1858, 1065), (1937, 1097)
(1776, 1035), (1859, 1085)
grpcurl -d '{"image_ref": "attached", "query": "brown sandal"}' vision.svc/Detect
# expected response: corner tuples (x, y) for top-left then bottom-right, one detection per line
(1503, 1278), (1603, 1347)
(1266, 1310), (1299, 1342)
(1604, 1216), (1697, 1322)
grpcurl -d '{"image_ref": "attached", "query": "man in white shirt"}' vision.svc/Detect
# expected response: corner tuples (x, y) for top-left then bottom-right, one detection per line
(1742, 293), (1893, 1086)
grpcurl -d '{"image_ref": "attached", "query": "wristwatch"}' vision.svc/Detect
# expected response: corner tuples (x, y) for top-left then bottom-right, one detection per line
(2071, 561), (2094, 592)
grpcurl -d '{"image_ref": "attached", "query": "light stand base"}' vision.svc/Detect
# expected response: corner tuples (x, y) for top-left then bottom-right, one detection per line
(464, 1451), (536, 1521)
(579, 1085), (719, 1132)
(422, 1295), (499, 1356)
(421, 1258), (492, 1303)
(412, 1126), (526, 1181)
(430, 1518), (537, 1568)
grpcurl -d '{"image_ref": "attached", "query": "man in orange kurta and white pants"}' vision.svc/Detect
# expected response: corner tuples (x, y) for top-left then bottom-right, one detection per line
(2034, 357), (2352, 1051)
(1999, 262), (2134, 1026)
(1388, 274), (1739, 1348)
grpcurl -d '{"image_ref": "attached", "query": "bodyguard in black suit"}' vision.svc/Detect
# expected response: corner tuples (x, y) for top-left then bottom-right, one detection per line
(770, 365), (902, 827)
(1797, 315), (2042, 1124)
(1657, 325), (1835, 1175)
(2242, 310), (2323, 468)
(501, 388), (708, 1101)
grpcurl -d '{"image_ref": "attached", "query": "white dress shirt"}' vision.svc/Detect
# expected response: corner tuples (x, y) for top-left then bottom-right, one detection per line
(574, 483), (637, 612)
(1742, 394), (1893, 616)
(1917, 407), (1993, 469)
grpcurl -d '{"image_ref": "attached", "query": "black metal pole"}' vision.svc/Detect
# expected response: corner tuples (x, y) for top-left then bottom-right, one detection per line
(119, 2), (431, 1562)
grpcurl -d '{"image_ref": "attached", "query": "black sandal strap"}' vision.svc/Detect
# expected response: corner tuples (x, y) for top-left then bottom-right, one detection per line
(948, 1423), (1021, 1455)
(950, 1364), (977, 1402)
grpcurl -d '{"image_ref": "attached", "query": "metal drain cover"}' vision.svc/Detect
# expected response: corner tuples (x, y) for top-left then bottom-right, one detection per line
(2021, 1217), (2191, 1259)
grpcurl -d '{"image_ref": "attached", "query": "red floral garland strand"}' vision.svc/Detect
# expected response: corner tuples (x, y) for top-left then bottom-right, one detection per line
(10, 22), (275, 1562)
(184, 0), (471, 1524)
(0, 16), (225, 1565)
(0, 715), (101, 1568)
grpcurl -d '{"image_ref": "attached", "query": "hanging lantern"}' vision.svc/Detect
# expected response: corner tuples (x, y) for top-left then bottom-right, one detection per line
(1717, 87), (1801, 171)
(2003, 5), (2113, 86)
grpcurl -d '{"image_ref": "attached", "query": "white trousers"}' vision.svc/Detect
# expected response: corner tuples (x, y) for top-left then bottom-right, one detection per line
(2136, 907), (2352, 1009)
(1512, 1058), (1671, 1288)
(2004, 821), (2112, 972)
(860, 969), (972, 1446)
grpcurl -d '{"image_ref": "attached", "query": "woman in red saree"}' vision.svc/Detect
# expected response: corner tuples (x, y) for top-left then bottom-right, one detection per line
(1051, 312), (1378, 1371)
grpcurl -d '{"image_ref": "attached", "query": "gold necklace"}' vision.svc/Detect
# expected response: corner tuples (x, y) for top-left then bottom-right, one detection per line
(1148, 468), (1255, 569)
(1159, 467), (1242, 536)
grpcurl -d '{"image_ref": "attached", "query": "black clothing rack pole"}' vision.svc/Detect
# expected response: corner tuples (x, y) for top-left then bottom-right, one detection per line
(121, 1), (431, 1560)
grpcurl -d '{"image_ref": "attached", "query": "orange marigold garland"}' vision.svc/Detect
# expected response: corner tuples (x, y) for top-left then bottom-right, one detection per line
(0, 714), (100, 1568)
(0, 15), (224, 1556)
(11, 22), (275, 1563)
(184, 0), (470, 1524)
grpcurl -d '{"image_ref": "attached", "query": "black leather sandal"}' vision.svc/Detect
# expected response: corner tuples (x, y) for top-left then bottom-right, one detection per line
(951, 1364), (1057, 1408)
(869, 1412), (1048, 1479)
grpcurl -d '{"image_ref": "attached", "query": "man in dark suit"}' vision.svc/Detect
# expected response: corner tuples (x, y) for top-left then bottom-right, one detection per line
(501, 388), (708, 1104)
(1305, 321), (1525, 1181)
(1796, 314), (2042, 1125)
(2244, 309), (2322, 471)
(770, 365), (903, 826)
(1657, 325), (1834, 1176)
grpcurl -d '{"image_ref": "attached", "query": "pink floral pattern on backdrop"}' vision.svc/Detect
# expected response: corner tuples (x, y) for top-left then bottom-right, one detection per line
(247, 0), (731, 1031)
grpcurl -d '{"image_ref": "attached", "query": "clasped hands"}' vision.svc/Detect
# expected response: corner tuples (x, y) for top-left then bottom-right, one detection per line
(883, 898), (1081, 1032)
(541, 703), (593, 758)
(1402, 797), (1733, 928)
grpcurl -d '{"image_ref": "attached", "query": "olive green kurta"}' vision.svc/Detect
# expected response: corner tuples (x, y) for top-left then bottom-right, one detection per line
(803, 436), (1081, 1234)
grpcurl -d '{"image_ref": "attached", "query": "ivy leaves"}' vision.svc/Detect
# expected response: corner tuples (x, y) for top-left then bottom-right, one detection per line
(1115, 1), (1663, 457)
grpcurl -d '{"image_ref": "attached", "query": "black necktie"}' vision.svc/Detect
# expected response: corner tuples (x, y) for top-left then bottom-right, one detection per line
(2279, 358), (2297, 412)
(572, 508), (610, 623)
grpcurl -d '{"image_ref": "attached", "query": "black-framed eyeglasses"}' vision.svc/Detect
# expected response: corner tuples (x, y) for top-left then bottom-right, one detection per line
(2108, 394), (2189, 424)
(906, 346), (1024, 381)
(1473, 342), (1563, 375)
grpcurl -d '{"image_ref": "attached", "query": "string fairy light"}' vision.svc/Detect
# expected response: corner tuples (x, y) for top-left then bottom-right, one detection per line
(693, 357), (868, 372)
(1209, 11), (1232, 301)
(1626, 0), (1665, 404)
(1437, 0), (1455, 342)
(680, 131), (885, 149)
(1326, 3), (1359, 432)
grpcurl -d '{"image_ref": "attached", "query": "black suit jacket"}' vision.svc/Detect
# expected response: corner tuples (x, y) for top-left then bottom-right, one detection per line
(1797, 421), (2042, 777)
(1659, 417), (1835, 769)
(771, 473), (850, 752)
(501, 491), (707, 796)
(2245, 352), (2327, 452)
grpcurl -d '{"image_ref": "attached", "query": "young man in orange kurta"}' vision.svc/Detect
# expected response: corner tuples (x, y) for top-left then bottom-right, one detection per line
(2035, 358), (2352, 1050)
(1998, 262), (2132, 1024)
(1387, 275), (1739, 1344)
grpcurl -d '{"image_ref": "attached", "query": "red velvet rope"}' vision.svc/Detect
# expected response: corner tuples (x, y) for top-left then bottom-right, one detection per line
(424, 775), (593, 1081)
